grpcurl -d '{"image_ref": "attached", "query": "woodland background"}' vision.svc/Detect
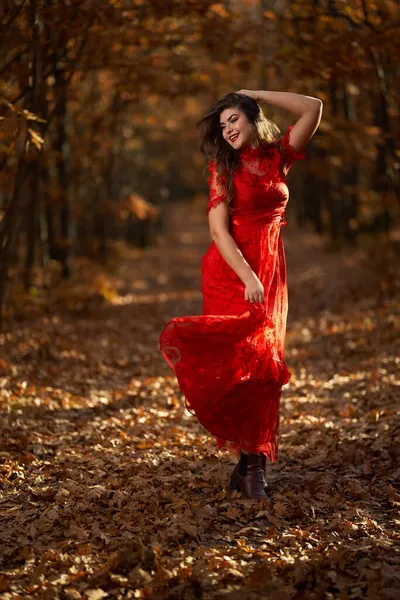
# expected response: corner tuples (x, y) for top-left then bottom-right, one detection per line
(0, 1), (399, 599)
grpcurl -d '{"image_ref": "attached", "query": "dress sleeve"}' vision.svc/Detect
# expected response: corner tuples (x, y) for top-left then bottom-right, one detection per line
(206, 160), (228, 215)
(279, 125), (306, 174)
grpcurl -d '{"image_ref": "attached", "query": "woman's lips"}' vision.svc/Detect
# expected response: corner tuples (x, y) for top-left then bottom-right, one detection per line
(230, 133), (239, 143)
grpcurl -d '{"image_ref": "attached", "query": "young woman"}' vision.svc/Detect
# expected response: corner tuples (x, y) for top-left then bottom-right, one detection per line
(160, 90), (322, 499)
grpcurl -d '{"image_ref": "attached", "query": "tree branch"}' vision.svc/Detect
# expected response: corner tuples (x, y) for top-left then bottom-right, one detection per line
(0, 47), (29, 78)
(0, 0), (28, 50)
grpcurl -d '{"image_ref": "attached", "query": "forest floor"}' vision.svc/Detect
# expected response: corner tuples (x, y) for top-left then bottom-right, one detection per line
(0, 198), (399, 600)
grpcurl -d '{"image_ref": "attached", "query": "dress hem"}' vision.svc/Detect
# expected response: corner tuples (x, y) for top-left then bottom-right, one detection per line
(180, 357), (290, 463)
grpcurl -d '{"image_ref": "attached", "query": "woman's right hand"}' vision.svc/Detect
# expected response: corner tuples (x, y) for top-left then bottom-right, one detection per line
(244, 275), (264, 303)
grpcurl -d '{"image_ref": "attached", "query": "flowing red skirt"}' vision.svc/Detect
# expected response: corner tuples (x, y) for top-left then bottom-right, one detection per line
(159, 208), (291, 461)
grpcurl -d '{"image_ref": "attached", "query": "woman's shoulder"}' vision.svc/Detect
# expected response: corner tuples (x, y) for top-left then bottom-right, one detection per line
(276, 125), (306, 166)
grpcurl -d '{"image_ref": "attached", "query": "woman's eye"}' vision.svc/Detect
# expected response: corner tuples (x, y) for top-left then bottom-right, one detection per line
(221, 117), (238, 129)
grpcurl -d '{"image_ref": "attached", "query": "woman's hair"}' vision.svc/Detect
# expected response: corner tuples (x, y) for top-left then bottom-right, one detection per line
(196, 92), (281, 207)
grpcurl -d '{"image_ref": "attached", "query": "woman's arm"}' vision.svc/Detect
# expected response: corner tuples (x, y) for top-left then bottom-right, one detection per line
(237, 89), (323, 152)
(206, 162), (262, 299)
(253, 90), (322, 115)
(208, 203), (258, 287)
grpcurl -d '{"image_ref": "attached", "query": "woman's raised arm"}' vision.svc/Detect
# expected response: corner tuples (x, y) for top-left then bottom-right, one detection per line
(236, 89), (323, 152)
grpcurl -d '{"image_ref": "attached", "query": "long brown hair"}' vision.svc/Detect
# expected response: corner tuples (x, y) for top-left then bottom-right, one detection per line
(196, 92), (281, 206)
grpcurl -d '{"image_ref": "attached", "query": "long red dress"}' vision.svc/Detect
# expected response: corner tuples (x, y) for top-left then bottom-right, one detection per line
(160, 125), (305, 461)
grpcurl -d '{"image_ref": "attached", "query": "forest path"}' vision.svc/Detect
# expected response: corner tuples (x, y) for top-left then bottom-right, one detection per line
(0, 200), (399, 599)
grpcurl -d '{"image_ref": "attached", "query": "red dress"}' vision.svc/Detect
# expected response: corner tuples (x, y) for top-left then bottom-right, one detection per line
(160, 125), (305, 461)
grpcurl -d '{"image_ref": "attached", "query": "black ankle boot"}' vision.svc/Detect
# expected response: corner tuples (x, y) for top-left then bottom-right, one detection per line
(228, 453), (267, 499)
(229, 452), (269, 494)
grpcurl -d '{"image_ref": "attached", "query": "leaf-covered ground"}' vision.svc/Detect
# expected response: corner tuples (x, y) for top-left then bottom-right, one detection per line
(1, 201), (399, 599)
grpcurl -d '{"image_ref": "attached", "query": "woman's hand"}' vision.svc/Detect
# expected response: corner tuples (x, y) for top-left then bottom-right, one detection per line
(236, 89), (260, 102)
(244, 275), (264, 303)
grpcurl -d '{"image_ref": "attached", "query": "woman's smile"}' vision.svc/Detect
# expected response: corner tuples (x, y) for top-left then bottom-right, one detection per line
(220, 108), (254, 150)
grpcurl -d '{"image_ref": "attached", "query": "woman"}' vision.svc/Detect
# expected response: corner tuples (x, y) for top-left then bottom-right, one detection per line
(160, 89), (322, 499)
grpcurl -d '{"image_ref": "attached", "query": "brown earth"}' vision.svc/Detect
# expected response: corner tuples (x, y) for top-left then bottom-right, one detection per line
(0, 199), (399, 599)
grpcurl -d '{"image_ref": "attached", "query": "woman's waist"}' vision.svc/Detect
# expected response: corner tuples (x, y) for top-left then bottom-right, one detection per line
(230, 206), (287, 227)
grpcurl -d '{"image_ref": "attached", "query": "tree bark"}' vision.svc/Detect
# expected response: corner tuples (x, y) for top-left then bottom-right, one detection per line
(24, 0), (42, 289)
(0, 130), (28, 320)
(342, 84), (359, 244)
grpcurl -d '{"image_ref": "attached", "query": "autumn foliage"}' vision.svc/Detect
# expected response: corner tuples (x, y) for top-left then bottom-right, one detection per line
(1, 201), (400, 598)
(1, 0), (399, 314)
(0, 1), (400, 598)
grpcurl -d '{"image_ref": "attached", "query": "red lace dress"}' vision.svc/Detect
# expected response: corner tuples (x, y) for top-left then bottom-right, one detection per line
(160, 125), (305, 461)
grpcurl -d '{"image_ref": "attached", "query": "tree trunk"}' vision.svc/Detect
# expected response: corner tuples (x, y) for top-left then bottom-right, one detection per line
(327, 79), (343, 242)
(24, 162), (41, 289)
(371, 49), (399, 211)
(55, 68), (71, 277)
(24, 0), (42, 289)
(342, 84), (359, 244)
(0, 132), (28, 320)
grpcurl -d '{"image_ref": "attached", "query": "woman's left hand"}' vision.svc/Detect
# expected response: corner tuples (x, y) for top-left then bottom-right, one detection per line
(236, 89), (260, 101)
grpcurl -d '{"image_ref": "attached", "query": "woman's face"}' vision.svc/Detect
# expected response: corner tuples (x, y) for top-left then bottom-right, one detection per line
(219, 107), (255, 150)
